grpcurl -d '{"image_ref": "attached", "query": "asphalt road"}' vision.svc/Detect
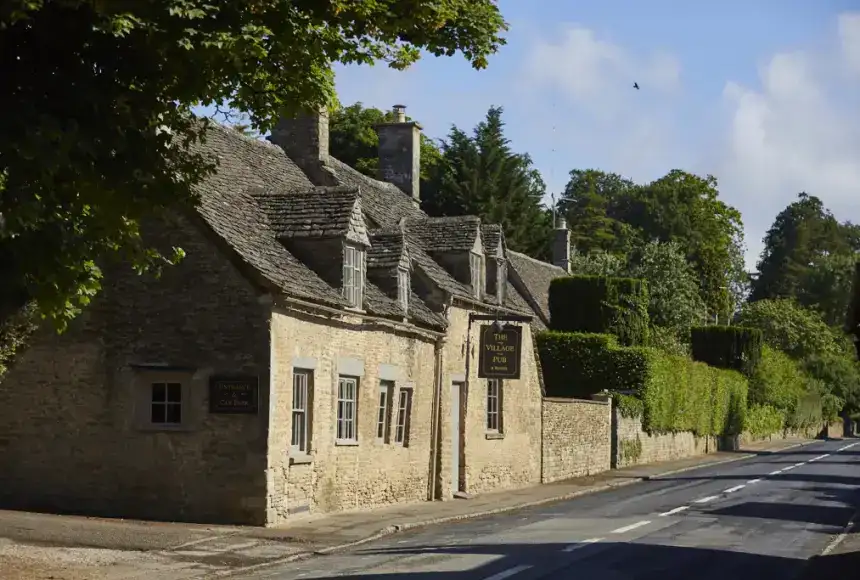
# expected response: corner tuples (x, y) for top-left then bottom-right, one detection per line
(244, 439), (860, 580)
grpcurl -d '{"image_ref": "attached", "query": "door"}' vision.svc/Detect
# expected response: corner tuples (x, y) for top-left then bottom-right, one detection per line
(451, 381), (464, 495)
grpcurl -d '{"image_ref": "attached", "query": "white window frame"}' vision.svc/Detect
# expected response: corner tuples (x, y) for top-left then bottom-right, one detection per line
(470, 252), (484, 299)
(150, 381), (183, 426)
(336, 376), (359, 443)
(397, 268), (410, 312)
(394, 387), (413, 446)
(291, 369), (313, 453)
(486, 379), (502, 433)
(343, 245), (366, 308)
(377, 380), (394, 442)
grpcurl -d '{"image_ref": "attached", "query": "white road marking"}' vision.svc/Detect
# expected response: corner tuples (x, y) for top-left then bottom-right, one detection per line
(659, 506), (689, 517)
(782, 465), (796, 471)
(724, 484), (746, 493)
(483, 565), (533, 580)
(611, 520), (652, 534)
(694, 496), (719, 504)
(747, 478), (762, 484)
(563, 538), (603, 552)
(838, 444), (855, 451)
(793, 462), (806, 467)
(769, 469), (784, 475)
(814, 454), (830, 461)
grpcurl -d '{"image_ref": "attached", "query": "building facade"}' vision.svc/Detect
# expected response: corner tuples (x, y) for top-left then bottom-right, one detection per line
(0, 106), (569, 525)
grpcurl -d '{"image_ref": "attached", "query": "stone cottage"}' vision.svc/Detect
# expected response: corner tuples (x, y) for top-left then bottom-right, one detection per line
(0, 105), (569, 526)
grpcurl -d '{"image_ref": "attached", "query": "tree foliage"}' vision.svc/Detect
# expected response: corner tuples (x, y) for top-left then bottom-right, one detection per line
(737, 298), (851, 361)
(1, 0), (508, 328)
(423, 106), (552, 259)
(558, 169), (637, 255)
(751, 193), (856, 305)
(627, 241), (707, 330)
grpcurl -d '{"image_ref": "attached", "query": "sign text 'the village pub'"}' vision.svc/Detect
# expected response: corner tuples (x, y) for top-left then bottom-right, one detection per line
(478, 324), (523, 380)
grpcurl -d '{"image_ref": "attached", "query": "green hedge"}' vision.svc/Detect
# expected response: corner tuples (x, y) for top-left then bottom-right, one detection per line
(690, 325), (763, 376)
(745, 404), (786, 438)
(749, 346), (808, 413)
(536, 330), (748, 436)
(548, 276), (649, 346)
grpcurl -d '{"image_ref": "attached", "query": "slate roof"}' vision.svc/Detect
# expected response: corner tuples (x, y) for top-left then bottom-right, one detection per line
(191, 124), (346, 307)
(326, 157), (424, 228)
(481, 224), (504, 258)
(507, 250), (568, 328)
(407, 216), (482, 253)
(190, 120), (563, 330)
(367, 229), (407, 270)
(254, 186), (360, 240)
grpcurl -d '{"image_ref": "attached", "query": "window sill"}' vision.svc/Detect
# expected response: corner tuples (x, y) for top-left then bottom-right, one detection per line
(343, 307), (367, 315)
(335, 439), (359, 446)
(289, 453), (313, 466)
(485, 432), (505, 440)
(137, 423), (194, 433)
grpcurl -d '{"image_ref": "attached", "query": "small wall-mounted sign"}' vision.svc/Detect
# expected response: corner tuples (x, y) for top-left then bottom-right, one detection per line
(478, 324), (523, 380)
(209, 376), (259, 414)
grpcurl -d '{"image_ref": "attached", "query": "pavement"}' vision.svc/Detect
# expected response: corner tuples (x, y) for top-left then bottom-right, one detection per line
(0, 436), (849, 579)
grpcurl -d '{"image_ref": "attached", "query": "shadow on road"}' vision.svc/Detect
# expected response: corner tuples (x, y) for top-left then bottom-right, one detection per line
(291, 541), (823, 579)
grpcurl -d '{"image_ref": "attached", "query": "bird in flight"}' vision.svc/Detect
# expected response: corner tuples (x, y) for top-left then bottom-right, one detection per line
(633, 82), (640, 90)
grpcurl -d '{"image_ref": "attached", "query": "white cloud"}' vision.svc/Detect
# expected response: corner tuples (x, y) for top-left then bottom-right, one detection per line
(719, 12), (860, 268)
(526, 25), (681, 112)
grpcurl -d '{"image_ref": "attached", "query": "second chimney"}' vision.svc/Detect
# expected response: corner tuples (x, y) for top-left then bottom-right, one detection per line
(375, 105), (421, 208)
(552, 217), (571, 274)
(267, 105), (331, 183)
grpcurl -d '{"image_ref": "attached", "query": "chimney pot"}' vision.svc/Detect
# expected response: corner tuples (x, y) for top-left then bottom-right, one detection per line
(392, 104), (407, 123)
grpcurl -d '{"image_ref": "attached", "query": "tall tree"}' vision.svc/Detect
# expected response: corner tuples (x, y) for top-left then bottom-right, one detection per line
(1, 0), (507, 329)
(622, 170), (745, 318)
(558, 170), (637, 255)
(751, 193), (854, 303)
(425, 107), (552, 259)
(797, 252), (857, 328)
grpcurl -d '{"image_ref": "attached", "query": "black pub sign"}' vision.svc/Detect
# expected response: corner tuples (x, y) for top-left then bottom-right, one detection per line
(209, 376), (259, 414)
(478, 324), (523, 380)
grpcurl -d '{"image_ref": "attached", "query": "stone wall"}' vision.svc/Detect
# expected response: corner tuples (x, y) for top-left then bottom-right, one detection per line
(541, 398), (611, 483)
(737, 424), (823, 447)
(267, 307), (438, 524)
(0, 213), (271, 525)
(613, 410), (718, 468)
(437, 307), (543, 498)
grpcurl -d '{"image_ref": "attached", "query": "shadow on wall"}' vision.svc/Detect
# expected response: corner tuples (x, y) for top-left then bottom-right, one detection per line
(287, 540), (846, 579)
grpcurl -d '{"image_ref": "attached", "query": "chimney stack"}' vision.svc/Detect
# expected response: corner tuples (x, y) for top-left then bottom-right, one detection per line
(552, 216), (571, 273)
(267, 106), (330, 182)
(375, 104), (421, 208)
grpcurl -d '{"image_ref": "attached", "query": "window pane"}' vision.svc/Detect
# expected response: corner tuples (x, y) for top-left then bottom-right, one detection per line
(395, 389), (411, 444)
(377, 389), (388, 439)
(166, 403), (182, 424)
(166, 383), (182, 402)
(151, 403), (166, 424)
(151, 383), (166, 402)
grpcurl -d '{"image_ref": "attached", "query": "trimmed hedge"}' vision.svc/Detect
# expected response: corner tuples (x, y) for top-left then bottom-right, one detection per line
(548, 275), (649, 346)
(745, 404), (786, 438)
(690, 325), (763, 376)
(536, 330), (748, 436)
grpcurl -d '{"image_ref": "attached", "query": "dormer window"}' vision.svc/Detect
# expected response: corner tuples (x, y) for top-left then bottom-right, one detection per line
(397, 268), (410, 312)
(470, 252), (484, 299)
(496, 259), (507, 305)
(343, 244), (366, 308)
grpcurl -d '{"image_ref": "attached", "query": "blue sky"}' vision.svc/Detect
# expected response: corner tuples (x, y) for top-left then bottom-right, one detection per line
(200, 1), (860, 268)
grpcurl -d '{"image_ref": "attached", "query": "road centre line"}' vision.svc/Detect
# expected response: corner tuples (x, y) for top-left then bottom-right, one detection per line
(611, 520), (652, 534)
(563, 538), (603, 552)
(747, 478), (762, 484)
(659, 506), (689, 517)
(694, 496), (719, 504)
(483, 565), (532, 580)
(724, 484), (746, 493)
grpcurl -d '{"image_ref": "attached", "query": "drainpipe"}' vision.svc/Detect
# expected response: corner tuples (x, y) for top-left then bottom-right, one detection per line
(428, 334), (445, 501)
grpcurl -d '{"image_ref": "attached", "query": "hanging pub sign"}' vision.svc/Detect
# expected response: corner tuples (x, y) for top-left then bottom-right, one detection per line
(209, 376), (259, 414)
(478, 323), (523, 380)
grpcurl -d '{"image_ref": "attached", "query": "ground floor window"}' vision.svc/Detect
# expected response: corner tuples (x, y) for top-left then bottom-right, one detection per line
(151, 382), (182, 425)
(292, 369), (313, 452)
(486, 379), (502, 433)
(337, 376), (359, 442)
(394, 387), (413, 446)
